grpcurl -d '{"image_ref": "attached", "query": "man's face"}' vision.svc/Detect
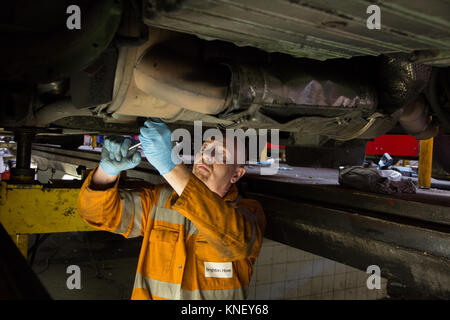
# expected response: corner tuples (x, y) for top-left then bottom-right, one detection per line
(192, 138), (246, 197)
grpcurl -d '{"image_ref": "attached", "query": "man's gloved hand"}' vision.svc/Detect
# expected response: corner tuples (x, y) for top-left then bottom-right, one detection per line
(100, 136), (142, 175)
(139, 119), (179, 175)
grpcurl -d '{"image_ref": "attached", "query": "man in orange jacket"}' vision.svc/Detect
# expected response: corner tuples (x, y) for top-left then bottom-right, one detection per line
(77, 120), (266, 300)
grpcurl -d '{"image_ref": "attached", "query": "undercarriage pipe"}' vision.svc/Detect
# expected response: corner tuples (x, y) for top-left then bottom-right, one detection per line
(10, 129), (36, 183)
(134, 44), (231, 115)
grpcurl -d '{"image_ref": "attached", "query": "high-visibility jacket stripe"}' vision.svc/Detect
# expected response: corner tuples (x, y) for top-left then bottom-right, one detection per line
(115, 187), (196, 237)
(117, 190), (143, 237)
(134, 273), (181, 300)
(180, 286), (248, 300)
(154, 207), (187, 226)
(152, 187), (199, 236)
(134, 273), (247, 300)
(185, 218), (199, 235)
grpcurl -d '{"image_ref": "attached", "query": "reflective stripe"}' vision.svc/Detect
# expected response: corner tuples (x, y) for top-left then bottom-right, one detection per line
(128, 195), (143, 238)
(134, 273), (181, 300)
(155, 207), (186, 225)
(238, 207), (257, 259)
(134, 273), (247, 300)
(152, 186), (190, 227)
(180, 286), (248, 300)
(157, 185), (173, 207)
(117, 190), (143, 238)
(185, 218), (199, 236)
(153, 185), (199, 235)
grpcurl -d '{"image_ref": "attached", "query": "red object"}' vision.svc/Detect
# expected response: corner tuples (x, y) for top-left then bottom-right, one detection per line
(366, 135), (419, 157)
(267, 142), (285, 149)
(1, 171), (10, 181)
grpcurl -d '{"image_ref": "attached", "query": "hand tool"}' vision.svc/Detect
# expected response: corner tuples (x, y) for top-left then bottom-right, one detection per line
(128, 142), (142, 151)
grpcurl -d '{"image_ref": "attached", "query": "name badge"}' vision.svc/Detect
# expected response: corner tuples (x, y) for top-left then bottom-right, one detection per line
(204, 262), (233, 278)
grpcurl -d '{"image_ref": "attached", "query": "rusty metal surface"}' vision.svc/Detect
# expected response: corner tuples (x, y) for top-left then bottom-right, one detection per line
(227, 61), (376, 112)
(143, 0), (450, 63)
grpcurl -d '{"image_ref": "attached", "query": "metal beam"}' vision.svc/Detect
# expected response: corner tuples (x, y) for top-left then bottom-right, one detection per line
(242, 175), (450, 226)
(0, 181), (96, 257)
(0, 182), (96, 235)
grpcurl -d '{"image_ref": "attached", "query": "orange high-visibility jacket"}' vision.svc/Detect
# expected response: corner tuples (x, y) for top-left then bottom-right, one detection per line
(77, 167), (266, 300)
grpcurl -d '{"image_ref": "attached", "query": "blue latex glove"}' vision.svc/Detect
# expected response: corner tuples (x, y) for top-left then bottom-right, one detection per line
(99, 136), (142, 175)
(139, 119), (179, 175)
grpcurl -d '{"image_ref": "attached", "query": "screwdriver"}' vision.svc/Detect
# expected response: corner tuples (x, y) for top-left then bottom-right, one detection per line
(128, 142), (142, 151)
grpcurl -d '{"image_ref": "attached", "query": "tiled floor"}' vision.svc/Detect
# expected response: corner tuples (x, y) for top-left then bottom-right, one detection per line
(32, 234), (388, 300)
(247, 238), (388, 300)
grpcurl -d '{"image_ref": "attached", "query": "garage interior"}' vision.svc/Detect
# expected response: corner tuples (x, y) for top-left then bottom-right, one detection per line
(1, 139), (448, 299)
(0, 0), (449, 300)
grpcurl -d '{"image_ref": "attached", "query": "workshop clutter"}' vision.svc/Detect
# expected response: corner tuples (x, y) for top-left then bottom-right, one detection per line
(0, 137), (15, 181)
(339, 165), (416, 195)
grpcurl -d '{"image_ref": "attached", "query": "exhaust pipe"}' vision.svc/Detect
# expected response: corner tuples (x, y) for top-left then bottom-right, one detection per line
(134, 44), (231, 115)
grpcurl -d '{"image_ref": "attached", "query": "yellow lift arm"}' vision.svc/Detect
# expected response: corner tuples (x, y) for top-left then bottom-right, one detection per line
(0, 181), (95, 258)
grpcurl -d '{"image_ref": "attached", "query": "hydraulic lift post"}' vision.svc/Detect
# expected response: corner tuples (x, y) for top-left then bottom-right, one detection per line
(419, 136), (434, 188)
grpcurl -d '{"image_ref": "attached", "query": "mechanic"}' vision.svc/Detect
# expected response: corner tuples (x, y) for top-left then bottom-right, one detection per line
(77, 119), (266, 300)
